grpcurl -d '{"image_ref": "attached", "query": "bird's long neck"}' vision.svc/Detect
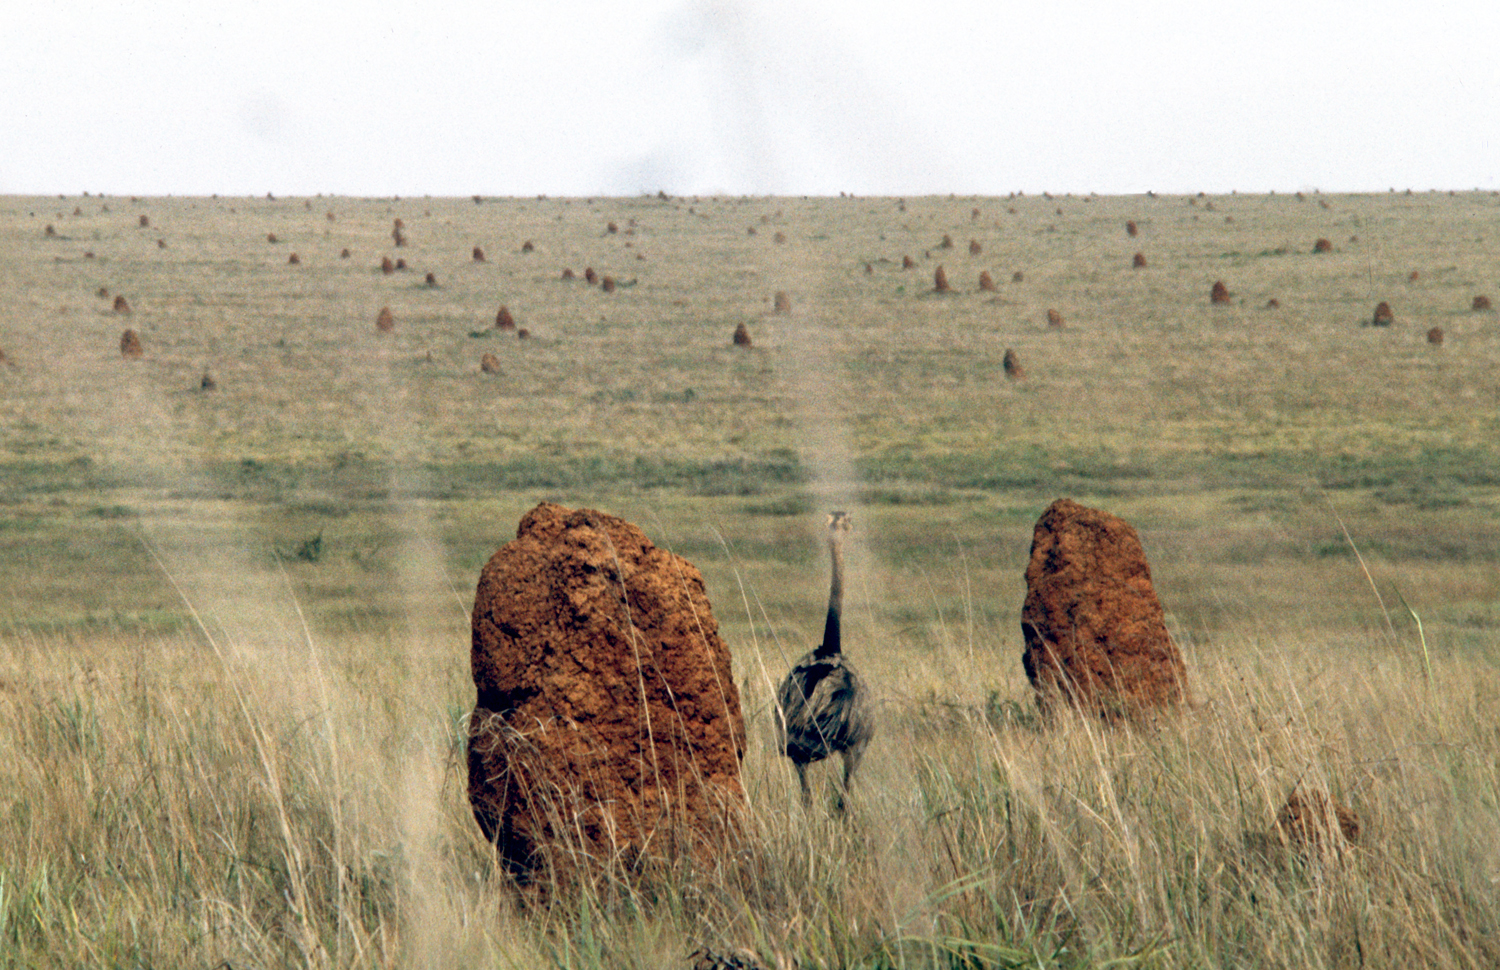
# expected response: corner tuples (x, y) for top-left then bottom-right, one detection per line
(817, 530), (845, 657)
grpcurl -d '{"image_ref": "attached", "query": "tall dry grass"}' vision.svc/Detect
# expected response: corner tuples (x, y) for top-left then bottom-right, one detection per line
(0, 592), (1495, 968)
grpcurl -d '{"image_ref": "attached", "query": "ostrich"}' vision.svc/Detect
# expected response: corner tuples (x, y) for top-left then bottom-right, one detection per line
(776, 511), (875, 813)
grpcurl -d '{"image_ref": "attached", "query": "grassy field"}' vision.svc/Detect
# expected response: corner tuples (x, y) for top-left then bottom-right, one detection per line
(0, 189), (1497, 968)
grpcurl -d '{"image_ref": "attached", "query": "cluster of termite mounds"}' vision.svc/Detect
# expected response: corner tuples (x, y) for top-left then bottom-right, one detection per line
(466, 503), (746, 886)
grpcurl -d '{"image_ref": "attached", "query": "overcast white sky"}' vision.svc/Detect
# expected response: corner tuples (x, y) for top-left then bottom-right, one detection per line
(4, 0), (1497, 197)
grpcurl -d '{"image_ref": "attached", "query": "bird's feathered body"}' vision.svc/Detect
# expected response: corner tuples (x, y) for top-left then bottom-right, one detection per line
(776, 649), (872, 766)
(775, 511), (874, 811)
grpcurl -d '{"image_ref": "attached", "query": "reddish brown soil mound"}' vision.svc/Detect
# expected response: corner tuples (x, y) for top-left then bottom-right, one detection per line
(1046, 308), (1064, 328)
(1427, 326), (1444, 345)
(902, 255), (915, 270)
(1313, 237), (1333, 253)
(1021, 498), (1189, 719)
(473, 246), (486, 262)
(495, 306), (517, 330)
(584, 267), (598, 285)
(139, 215), (150, 228)
(481, 352), (501, 373)
(1210, 280), (1232, 304)
(113, 295), (132, 314)
(522, 240), (535, 253)
(1473, 295), (1492, 311)
(381, 256), (395, 275)
(601, 276), (617, 293)
(978, 271), (996, 292)
(467, 502), (746, 883)
(267, 233), (278, 244)
(200, 370), (216, 390)
(969, 239), (982, 255)
(732, 322), (752, 347)
(607, 221), (618, 234)
(1003, 348), (1025, 380)
(933, 266), (952, 293)
(340, 248), (351, 259)
(516, 328), (531, 339)
(939, 234), (954, 249)
(1371, 301), (1394, 326)
(288, 253), (300, 265)
(773, 231), (787, 244)
(1132, 252), (1147, 269)
(773, 291), (792, 313)
(376, 306), (395, 332)
(424, 272), (437, 286)
(1012, 271), (1025, 283)
(395, 258), (407, 270)
(119, 329), (143, 358)
(1276, 787), (1360, 851)
(1126, 220), (1138, 237)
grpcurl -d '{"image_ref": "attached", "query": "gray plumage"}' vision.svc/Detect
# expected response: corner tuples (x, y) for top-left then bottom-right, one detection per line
(775, 511), (874, 812)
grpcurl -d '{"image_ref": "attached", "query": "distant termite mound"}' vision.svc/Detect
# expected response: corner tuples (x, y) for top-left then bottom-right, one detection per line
(200, 370), (217, 391)
(933, 265), (952, 293)
(732, 322), (752, 347)
(1313, 237), (1333, 253)
(516, 328), (531, 339)
(267, 233), (278, 244)
(376, 306), (395, 333)
(381, 256), (395, 275)
(773, 231), (786, 244)
(1370, 301), (1394, 326)
(1126, 220), (1138, 237)
(119, 329), (143, 358)
(288, 253), (300, 265)
(561, 268), (576, 280)
(139, 215), (150, 228)
(481, 352), (501, 373)
(969, 239), (982, 255)
(1472, 295), (1492, 311)
(939, 234), (954, 249)
(773, 291), (792, 313)
(1210, 280), (1232, 304)
(601, 276), (617, 293)
(901, 255), (915, 270)
(1132, 252), (1147, 269)
(1003, 348), (1025, 380)
(521, 240), (535, 253)
(340, 248), (351, 259)
(978, 270), (996, 291)
(495, 306), (516, 331)
(113, 295), (131, 314)
(1427, 326), (1444, 345)
(472, 246), (486, 262)
(1046, 308), (1064, 328)
(424, 272), (438, 287)
(584, 267), (598, 285)
(606, 221), (618, 234)
(1012, 270), (1025, 283)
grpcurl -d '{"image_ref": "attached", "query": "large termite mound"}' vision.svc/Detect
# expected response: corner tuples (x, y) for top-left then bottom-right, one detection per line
(1021, 498), (1188, 720)
(467, 503), (746, 884)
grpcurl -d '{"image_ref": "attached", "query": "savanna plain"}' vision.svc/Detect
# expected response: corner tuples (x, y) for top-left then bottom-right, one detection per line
(1, 188), (1498, 969)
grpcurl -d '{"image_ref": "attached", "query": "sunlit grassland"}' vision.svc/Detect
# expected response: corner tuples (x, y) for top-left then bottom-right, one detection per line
(0, 189), (1497, 967)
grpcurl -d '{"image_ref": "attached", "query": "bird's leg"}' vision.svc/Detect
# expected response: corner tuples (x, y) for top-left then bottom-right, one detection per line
(834, 747), (863, 817)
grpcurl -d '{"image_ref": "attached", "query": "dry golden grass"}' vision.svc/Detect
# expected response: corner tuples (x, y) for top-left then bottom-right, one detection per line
(2, 189), (1499, 967)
